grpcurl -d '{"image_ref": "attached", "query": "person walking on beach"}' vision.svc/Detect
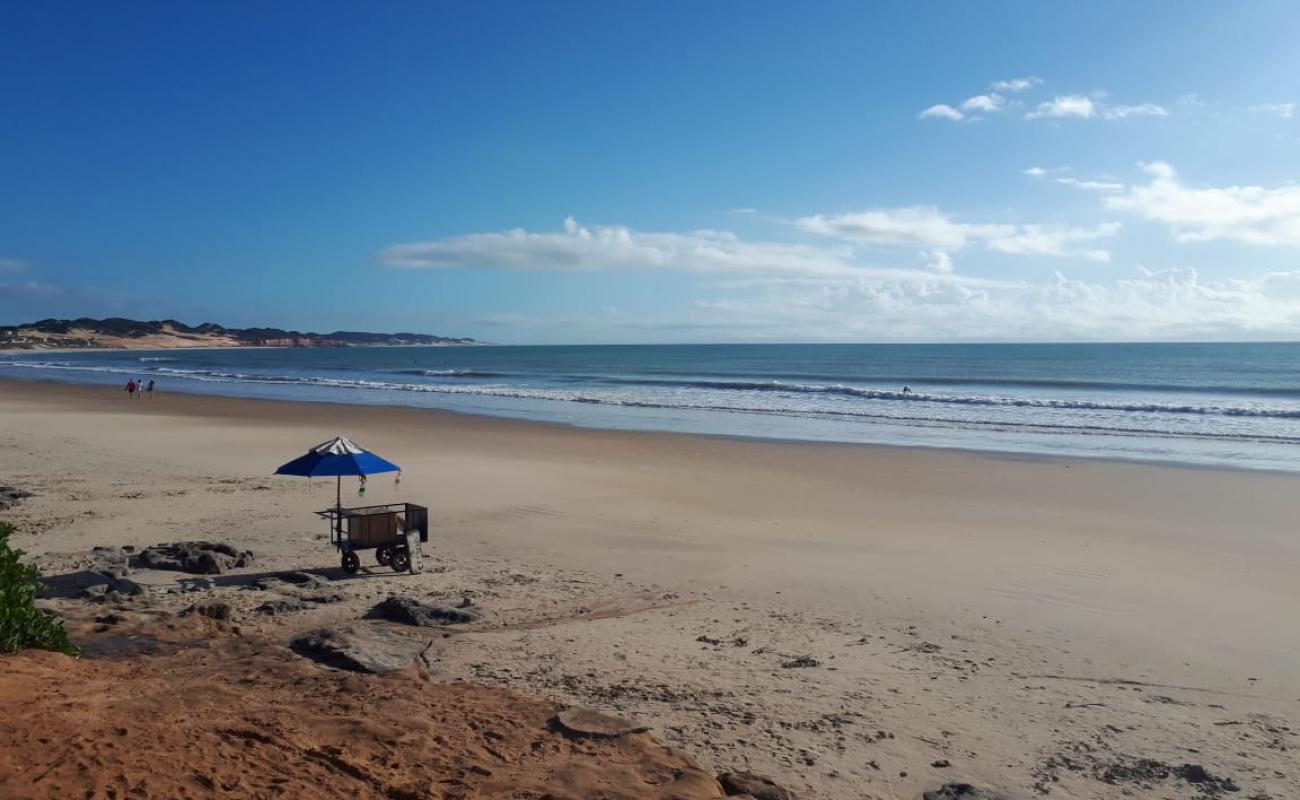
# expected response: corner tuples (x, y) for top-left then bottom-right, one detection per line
(146, 379), (155, 398)
(126, 379), (137, 398)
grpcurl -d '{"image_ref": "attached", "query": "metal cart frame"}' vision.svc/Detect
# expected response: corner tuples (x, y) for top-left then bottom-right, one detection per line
(315, 502), (428, 574)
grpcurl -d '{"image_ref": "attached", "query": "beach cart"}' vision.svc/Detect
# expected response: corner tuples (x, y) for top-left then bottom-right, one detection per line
(275, 436), (427, 575)
(315, 502), (428, 574)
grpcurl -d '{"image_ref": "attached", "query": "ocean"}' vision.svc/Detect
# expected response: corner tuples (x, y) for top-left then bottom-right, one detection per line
(3, 342), (1299, 472)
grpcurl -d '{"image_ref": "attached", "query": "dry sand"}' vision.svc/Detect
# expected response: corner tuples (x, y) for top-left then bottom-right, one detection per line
(1, 378), (1297, 799)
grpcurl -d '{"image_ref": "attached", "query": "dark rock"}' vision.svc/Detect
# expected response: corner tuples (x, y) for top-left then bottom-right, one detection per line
(183, 600), (234, 622)
(90, 547), (131, 577)
(366, 596), (480, 627)
(923, 785), (1001, 800)
(108, 576), (145, 596)
(780, 656), (820, 669)
(0, 487), (33, 509)
(1095, 757), (1237, 794)
(1173, 764), (1238, 794)
(932, 759), (952, 768)
(289, 625), (426, 673)
(76, 573), (144, 601)
(718, 772), (797, 800)
(255, 599), (310, 615)
(553, 707), (649, 738)
(136, 541), (254, 575)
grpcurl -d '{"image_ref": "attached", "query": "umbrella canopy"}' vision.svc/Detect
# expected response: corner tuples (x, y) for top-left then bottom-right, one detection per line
(276, 436), (401, 510)
(275, 436), (401, 478)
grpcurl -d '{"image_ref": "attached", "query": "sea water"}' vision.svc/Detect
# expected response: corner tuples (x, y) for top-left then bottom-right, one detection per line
(3, 342), (1299, 472)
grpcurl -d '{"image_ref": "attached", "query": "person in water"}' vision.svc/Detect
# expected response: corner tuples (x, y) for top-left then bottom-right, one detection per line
(902, 385), (912, 395)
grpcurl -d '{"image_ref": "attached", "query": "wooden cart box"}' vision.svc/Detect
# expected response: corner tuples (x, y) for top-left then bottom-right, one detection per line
(347, 511), (401, 546)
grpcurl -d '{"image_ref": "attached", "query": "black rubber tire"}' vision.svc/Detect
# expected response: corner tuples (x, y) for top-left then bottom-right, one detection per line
(390, 548), (410, 573)
(341, 550), (360, 575)
(375, 545), (393, 566)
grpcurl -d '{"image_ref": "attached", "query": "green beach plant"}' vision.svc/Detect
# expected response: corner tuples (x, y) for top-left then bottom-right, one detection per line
(0, 521), (78, 656)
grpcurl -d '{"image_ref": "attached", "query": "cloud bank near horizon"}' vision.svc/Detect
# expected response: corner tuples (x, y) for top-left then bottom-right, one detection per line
(377, 162), (1300, 341)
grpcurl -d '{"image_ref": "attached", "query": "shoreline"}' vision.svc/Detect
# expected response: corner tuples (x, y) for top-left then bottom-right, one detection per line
(2, 374), (1291, 478)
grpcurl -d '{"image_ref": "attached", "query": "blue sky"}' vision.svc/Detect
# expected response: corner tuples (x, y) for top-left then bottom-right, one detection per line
(2, 1), (1299, 342)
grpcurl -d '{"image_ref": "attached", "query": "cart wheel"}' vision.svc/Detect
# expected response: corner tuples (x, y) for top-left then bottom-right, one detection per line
(341, 550), (360, 575)
(390, 548), (410, 573)
(375, 545), (393, 566)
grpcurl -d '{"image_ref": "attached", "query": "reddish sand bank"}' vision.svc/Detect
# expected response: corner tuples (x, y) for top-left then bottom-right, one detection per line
(0, 634), (725, 800)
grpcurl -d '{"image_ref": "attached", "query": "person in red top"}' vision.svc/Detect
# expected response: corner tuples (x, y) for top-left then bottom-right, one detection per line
(126, 379), (137, 398)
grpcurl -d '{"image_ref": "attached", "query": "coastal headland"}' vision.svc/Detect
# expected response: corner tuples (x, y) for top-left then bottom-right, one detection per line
(0, 317), (481, 350)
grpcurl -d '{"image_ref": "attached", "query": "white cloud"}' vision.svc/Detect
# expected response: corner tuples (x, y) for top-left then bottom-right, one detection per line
(985, 223), (1120, 261)
(919, 103), (964, 121)
(796, 207), (1118, 261)
(1025, 168), (1123, 192)
(683, 267), (1300, 342)
(382, 207), (1124, 291)
(1027, 94), (1098, 119)
(961, 93), (1005, 113)
(728, 208), (758, 215)
(1023, 166), (1074, 178)
(796, 207), (1008, 250)
(1026, 95), (1167, 121)
(991, 77), (1043, 92)
(1055, 177), (1125, 192)
(0, 257), (27, 272)
(490, 268), (1300, 342)
(923, 250), (954, 273)
(381, 217), (861, 277)
(1105, 162), (1300, 247)
(1249, 102), (1296, 118)
(1103, 103), (1168, 120)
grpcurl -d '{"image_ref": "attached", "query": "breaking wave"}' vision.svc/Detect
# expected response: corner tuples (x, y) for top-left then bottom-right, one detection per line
(392, 368), (504, 378)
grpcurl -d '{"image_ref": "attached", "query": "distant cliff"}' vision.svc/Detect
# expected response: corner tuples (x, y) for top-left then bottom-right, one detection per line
(0, 318), (483, 350)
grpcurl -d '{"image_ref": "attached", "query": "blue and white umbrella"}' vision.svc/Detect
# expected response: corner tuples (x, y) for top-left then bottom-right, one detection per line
(275, 436), (400, 507)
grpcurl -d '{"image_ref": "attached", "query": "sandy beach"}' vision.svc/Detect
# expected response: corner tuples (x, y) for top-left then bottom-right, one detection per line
(2, 378), (1297, 799)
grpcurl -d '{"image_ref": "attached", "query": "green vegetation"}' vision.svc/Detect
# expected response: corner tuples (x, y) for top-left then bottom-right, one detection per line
(0, 521), (78, 656)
